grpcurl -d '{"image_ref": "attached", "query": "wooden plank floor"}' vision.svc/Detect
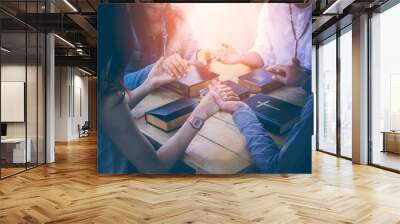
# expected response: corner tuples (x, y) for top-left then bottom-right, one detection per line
(1, 135), (400, 224)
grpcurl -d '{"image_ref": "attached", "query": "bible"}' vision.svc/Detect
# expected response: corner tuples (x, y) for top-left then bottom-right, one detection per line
(164, 64), (219, 98)
(243, 93), (302, 135)
(145, 98), (199, 132)
(199, 80), (250, 100)
(238, 68), (282, 94)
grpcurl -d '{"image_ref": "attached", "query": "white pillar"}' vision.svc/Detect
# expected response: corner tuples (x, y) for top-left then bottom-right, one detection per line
(46, 1), (55, 163)
(352, 14), (369, 164)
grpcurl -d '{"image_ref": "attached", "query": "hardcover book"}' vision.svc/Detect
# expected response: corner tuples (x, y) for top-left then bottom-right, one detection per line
(145, 98), (199, 132)
(238, 68), (283, 94)
(243, 93), (302, 135)
(165, 64), (219, 98)
(199, 80), (250, 100)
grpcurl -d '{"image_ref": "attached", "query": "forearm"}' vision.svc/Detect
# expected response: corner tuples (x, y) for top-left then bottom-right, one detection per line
(127, 80), (154, 110)
(233, 108), (280, 172)
(156, 104), (211, 169)
(156, 120), (198, 168)
(124, 64), (155, 109)
(238, 51), (264, 68)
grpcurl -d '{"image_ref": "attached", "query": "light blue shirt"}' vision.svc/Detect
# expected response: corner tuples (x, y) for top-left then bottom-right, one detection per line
(233, 79), (313, 173)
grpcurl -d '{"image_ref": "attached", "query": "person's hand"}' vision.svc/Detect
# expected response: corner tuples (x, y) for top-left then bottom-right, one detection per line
(210, 80), (249, 114)
(146, 57), (177, 89)
(266, 58), (308, 86)
(196, 49), (215, 67)
(191, 89), (220, 121)
(215, 43), (242, 64)
(161, 53), (191, 78)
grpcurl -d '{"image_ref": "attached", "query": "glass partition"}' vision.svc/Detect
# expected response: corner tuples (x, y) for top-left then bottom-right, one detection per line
(317, 36), (337, 154)
(0, 1), (46, 179)
(1, 30), (28, 177)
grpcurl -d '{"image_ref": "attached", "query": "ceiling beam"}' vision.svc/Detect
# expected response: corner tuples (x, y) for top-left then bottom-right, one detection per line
(55, 55), (96, 73)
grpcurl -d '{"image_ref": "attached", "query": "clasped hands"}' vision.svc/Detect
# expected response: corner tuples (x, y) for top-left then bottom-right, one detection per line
(191, 80), (248, 121)
(145, 53), (191, 90)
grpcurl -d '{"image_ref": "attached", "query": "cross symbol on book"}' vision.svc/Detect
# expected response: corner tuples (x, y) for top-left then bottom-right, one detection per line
(256, 100), (280, 111)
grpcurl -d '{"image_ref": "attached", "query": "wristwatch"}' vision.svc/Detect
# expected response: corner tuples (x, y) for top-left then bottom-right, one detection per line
(188, 116), (205, 130)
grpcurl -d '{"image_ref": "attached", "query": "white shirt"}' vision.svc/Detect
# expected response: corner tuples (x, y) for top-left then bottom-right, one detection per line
(251, 3), (312, 70)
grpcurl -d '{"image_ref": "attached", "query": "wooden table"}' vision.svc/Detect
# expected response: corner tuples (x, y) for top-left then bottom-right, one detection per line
(131, 62), (308, 174)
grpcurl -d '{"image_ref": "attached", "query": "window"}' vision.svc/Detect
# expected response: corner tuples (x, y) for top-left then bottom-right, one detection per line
(370, 2), (400, 171)
(317, 36), (337, 154)
(339, 28), (352, 158)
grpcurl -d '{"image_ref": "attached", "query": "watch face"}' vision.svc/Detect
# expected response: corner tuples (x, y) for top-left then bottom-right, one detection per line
(191, 117), (204, 129)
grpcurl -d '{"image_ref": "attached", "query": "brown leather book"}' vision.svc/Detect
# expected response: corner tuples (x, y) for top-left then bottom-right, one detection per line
(164, 65), (219, 98)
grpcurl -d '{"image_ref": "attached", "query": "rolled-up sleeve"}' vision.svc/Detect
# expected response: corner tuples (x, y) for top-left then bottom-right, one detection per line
(250, 5), (275, 67)
(124, 63), (154, 90)
(233, 107), (280, 173)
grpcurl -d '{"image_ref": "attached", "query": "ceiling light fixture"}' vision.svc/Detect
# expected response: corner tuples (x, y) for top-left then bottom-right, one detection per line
(1, 47), (11, 53)
(54, 34), (75, 48)
(63, 0), (78, 12)
(322, 0), (355, 15)
(78, 67), (93, 76)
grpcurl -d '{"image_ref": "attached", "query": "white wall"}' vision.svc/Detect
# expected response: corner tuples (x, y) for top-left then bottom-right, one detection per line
(1, 65), (38, 138)
(55, 67), (89, 141)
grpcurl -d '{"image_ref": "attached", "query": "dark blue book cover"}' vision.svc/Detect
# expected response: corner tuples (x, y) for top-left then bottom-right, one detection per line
(200, 80), (250, 100)
(145, 98), (199, 131)
(238, 68), (283, 93)
(243, 93), (302, 135)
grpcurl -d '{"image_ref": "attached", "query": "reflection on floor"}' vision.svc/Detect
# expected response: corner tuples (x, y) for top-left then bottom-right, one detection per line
(0, 162), (42, 178)
(1, 167), (25, 178)
(373, 150), (400, 171)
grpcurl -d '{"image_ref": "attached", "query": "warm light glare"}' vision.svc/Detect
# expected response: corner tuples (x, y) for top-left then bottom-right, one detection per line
(175, 4), (262, 51)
